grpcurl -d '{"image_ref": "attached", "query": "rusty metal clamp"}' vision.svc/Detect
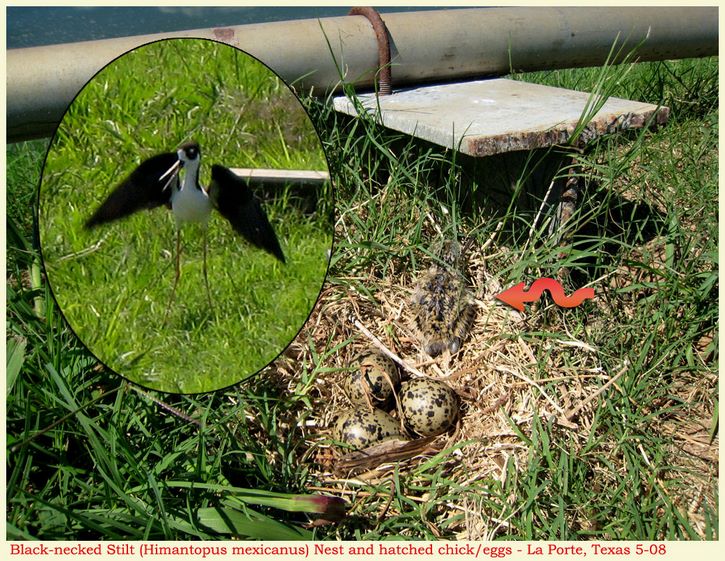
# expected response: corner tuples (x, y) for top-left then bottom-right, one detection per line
(349, 7), (392, 95)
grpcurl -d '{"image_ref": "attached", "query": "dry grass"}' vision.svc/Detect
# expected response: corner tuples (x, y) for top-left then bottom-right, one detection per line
(268, 224), (656, 538)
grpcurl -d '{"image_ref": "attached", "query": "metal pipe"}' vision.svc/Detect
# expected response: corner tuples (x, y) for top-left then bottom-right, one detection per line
(7, 7), (717, 142)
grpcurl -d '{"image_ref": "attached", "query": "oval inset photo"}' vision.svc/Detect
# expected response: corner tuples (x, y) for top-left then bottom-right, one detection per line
(38, 38), (333, 393)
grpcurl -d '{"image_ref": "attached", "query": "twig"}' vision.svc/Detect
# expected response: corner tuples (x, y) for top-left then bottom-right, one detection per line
(480, 220), (504, 254)
(350, 313), (428, 379)
(560, 360), (628, 422)
(131, 385), (202, 427)
(495, 365), (565, 415)
(555, 338), (598, 353)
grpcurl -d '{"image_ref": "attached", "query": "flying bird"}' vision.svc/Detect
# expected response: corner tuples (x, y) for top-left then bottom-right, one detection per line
(85, 141), (285, 314)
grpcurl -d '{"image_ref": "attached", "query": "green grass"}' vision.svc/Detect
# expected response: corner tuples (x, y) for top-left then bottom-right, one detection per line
(37, 39), (332, 392)
(6, 50), (717, 540)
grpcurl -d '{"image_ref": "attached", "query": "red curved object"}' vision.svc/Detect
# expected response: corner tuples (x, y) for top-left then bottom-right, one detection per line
(495, 278), (595, 311)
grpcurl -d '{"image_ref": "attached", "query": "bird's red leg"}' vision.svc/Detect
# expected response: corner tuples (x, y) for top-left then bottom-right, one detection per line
(163, 228), (182, 323)
(203, 227), (212, 310)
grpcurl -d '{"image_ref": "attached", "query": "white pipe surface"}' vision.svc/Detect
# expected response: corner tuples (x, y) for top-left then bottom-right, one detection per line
(7, 7), (718, 141)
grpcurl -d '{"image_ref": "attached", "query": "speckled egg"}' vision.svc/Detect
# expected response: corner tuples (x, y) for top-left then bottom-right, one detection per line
(334, 408), (402, 450)
(344, 350), (400, 406)
(399, 378), (459, 437)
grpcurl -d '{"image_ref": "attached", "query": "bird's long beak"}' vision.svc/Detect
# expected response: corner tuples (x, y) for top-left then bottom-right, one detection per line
(159, 159), (182, 191)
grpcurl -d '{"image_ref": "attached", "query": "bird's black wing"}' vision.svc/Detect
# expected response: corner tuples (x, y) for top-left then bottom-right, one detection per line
(85, 152), (179, 228)
(208, 164), (286, 263)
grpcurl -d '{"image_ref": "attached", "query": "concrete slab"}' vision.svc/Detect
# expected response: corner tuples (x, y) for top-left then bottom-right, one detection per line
(333, 79), (669, 157)
(230, 168), (329, 185)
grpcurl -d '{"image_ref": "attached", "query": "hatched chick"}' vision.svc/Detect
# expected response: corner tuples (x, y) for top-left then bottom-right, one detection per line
(410, 239), (475, 357)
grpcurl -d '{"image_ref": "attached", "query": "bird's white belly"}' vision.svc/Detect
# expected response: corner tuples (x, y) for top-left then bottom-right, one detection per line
(171, 186), (212, 225)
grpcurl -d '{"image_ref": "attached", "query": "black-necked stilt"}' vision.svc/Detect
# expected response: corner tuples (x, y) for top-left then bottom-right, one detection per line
(85, 142), (285, 314)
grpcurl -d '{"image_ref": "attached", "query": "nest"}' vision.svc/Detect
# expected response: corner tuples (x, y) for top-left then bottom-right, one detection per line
(271, 229), (624, 538)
